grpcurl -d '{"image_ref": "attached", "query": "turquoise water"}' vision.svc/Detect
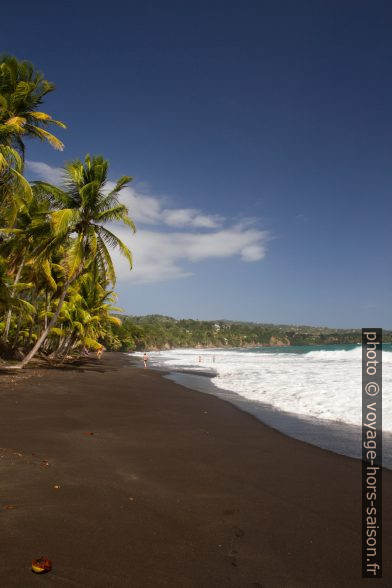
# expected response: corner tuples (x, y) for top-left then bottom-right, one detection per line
(231, 343), (392, 354)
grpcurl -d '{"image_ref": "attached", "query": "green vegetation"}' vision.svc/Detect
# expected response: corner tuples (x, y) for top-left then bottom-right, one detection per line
(0, 56), (134, 366)
(103, 314), (392, 351)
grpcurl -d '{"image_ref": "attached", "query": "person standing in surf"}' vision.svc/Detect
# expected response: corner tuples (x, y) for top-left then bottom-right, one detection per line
(143, 353), (149, 368)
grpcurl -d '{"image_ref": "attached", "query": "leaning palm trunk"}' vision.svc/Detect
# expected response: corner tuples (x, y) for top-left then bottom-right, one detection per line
(20, 267), (83, 368)
(59, 333), (77, 363)
(2, 256), (25, 343)
(55, 331), (72, 359)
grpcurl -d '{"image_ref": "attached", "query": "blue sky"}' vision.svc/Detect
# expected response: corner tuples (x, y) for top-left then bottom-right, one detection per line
(4, 0), (392, 327)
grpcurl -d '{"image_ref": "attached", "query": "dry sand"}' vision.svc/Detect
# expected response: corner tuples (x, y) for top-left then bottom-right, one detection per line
(0, 352), (390, 587)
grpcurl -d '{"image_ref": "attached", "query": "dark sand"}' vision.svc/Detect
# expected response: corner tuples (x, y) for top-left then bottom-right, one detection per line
(0, 352), (390, 587)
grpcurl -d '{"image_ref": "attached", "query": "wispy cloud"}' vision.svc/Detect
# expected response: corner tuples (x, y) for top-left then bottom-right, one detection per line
(110, 183), (225, 230)
(112, 225), (268, 283)
(26, 160), (270, 283)
(26, 161), (64, 185)
(162, 208), (223, 229)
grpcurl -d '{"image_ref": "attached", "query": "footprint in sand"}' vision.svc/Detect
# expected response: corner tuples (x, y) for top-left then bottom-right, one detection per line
(225, 554), (238, 567)
(233, 525), (245, 538)
(223, 508), (238, 516)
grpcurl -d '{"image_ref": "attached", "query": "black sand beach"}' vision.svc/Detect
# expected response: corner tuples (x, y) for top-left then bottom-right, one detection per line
(0, 352), (391, 587)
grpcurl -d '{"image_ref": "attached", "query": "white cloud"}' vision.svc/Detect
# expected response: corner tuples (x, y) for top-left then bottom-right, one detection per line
(26, 161), (64, 185)
(161, 208), (223, 228)
(112, 224), (268, 284)
(26, 161), (270, 284)
(119, 186), (163, 225)
(117, 185), (224, 229)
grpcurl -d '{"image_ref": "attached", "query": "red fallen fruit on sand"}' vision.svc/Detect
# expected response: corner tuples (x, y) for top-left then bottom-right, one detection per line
(31, 557), (52, 573)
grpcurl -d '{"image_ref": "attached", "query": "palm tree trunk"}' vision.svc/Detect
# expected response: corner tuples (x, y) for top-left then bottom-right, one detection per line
(3, 256), (25, 343)
(54, 328), (70, 358)
(60, 333), (76, 363)
(20, 267), (83, 368)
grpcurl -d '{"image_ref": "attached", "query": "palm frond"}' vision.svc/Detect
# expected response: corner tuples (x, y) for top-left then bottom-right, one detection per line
(33, 182), (69, 207)
(96, 205), (136, 232)
(9, 168), (33, 202)
(96, 226), (133, 269)
(24, 125), (64, 151)
(96, 235), (116, 284)
(65, 235), (84, 279)
(4, 115), (26, 128)
(106, 176), (132, 197)
(26, 111), (66, 128)
(51, 208), (79, 237)
(83, 337), (101, 350)
(41, 259), (57, 290)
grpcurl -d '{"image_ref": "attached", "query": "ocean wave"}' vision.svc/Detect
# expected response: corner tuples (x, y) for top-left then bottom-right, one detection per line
(131, 345), (391, 431)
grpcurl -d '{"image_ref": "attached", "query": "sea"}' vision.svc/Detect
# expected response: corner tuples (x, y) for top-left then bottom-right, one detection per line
(130, 344), (392, 468)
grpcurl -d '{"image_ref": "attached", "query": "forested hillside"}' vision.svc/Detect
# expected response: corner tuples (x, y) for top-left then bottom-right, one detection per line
(103, 314), (392, 351)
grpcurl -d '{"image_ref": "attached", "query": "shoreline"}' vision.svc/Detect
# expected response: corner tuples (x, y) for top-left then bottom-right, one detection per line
(130, 353), (392, 471)
(165, 370), (366, 463)
(1, 352), (391, 586)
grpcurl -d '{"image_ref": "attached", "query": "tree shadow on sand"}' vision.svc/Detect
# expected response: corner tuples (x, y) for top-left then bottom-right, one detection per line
(0, 354), (124, 375)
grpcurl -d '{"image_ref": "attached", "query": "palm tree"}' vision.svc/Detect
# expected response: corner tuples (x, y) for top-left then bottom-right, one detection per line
(19, 154), (135, 367)
(0, 258), (34, 319)
(48, 271), (122, 360)
(0, 55), (66, 159)
(0, 56), (63, 244)
(76, 271), (122, 353)
(0, 185), (55, 342)
(0, 144), (31, 191)
(0, 144), (32, 218)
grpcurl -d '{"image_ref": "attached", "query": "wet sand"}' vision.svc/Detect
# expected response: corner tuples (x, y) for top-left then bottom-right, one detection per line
(0, 352), (391, 587)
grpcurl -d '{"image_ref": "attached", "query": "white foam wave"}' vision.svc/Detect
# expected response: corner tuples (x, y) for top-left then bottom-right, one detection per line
(132, 347), (391, 431)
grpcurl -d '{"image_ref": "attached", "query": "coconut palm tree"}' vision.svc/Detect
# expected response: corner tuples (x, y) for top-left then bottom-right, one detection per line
(0, 144), (32, 219)
(76, 271), (122, 352)
(47, 271), (122, 360)
(0, 55), (65, 158)
(0, 259), (34, 317)
(0, 185), (55, 342)
(18, 154), (135, 367)
(0, 56), (63, 244)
